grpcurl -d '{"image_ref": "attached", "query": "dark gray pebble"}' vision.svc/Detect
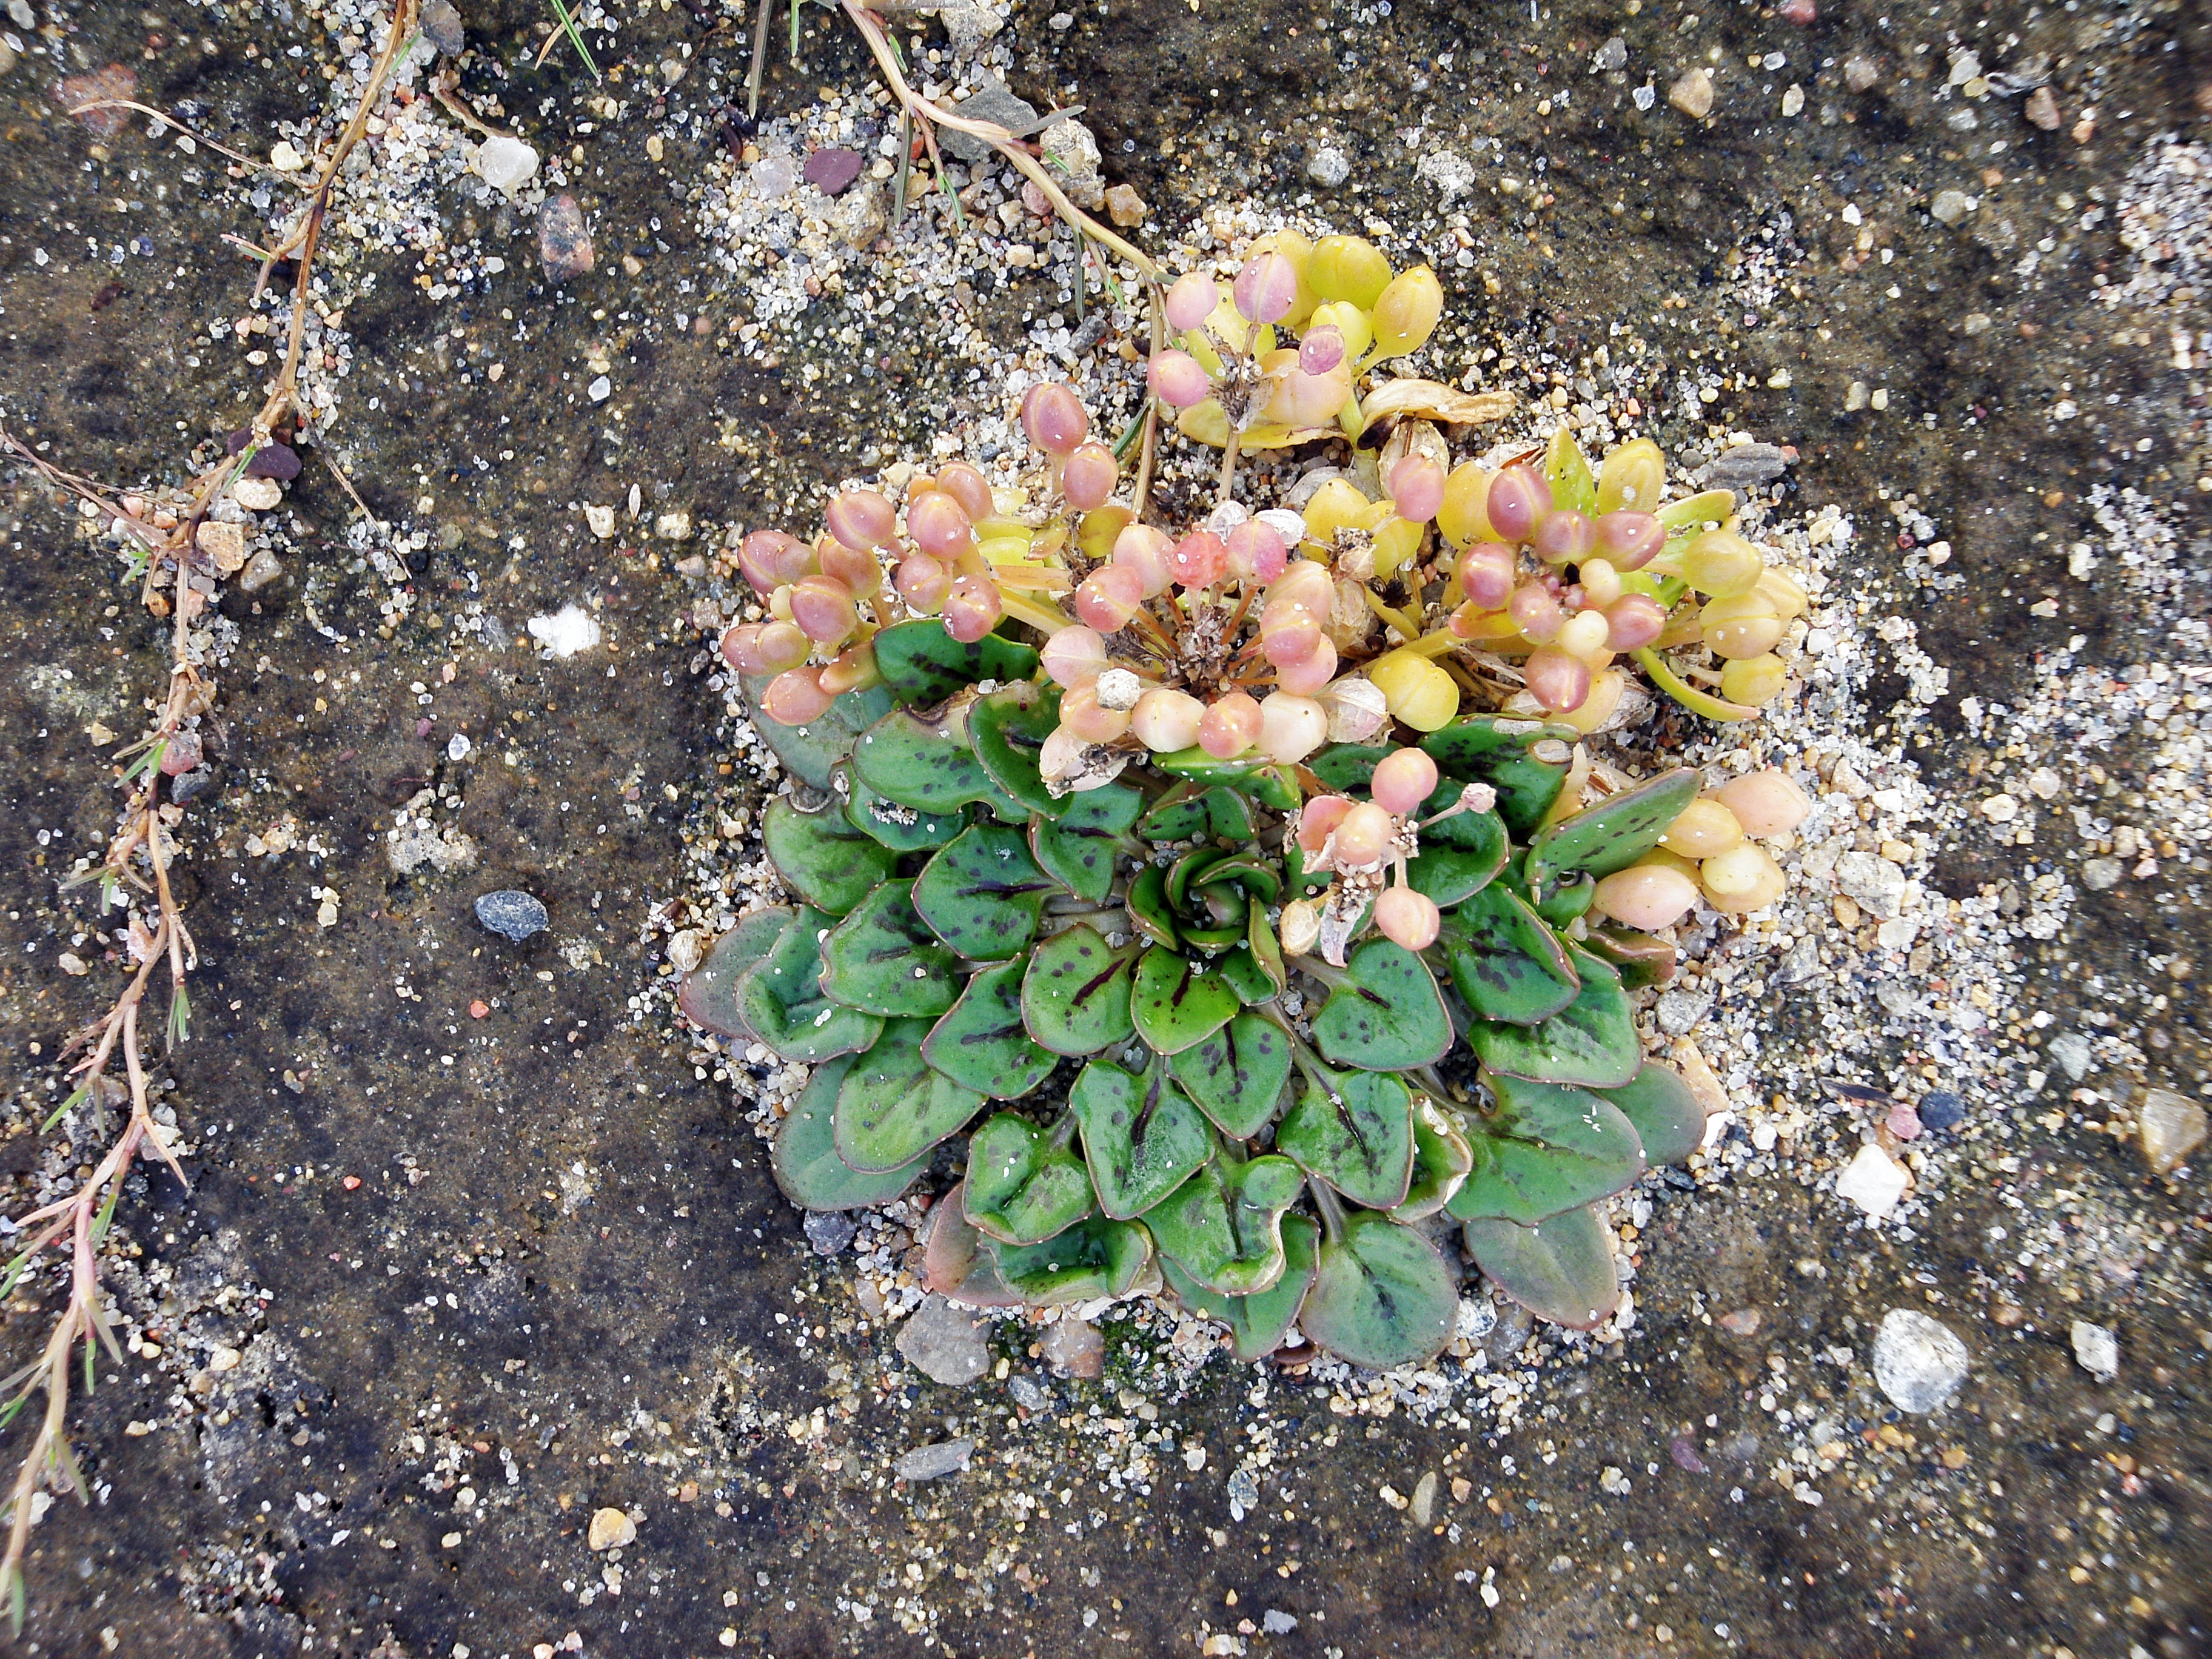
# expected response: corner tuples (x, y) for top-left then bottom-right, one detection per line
(475, 890), (549, 942)
(1918, 1090), (1965, 1130)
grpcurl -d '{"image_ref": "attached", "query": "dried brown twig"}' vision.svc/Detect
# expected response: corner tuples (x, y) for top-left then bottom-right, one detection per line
(0, 0), (418, 1624)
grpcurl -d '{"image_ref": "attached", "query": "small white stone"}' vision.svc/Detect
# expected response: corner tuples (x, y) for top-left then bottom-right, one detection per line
(1832, 1141), (1909, 1219)
(1869, 1309), (1969, 1413)
(473, 135), (541, 193)
(584, 503), (617, 538)
(268, 140), (306, 172)
(586, 1507), (636, 1551)
(1929, 188), (1976, 227)
(1094, 668), (1142, 711)
(2070, 1320), (2119, 1382)
(230, 474), (283, 512)
(528, 603), (602, 657)
(588, 375), (612, 403)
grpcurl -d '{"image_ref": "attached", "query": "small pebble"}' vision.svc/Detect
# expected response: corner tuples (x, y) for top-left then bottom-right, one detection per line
(539, 194), (595, 281)
(586, 1508), (635, 1551)
(1929, 187), (1975, 227)
(1591, 36), (1627, 72)
(1843, 54), (1882, 93)
(54, 64), (136, 139)
(1306, 145), (1350, 189)
(2023, 85), (2061, 130)
(894, 1438), (975, 1483)
(474, 135), (541, 193)
(1917, 1090), (1965, 1131)
(1833, 1141), (1910, 1219)
(2070, 1320), (2119, 1382)
(1104, 182), (1148, 227)
(230, 474), (283, 511)
(420, 0), (466, 55)
(268, 139), (306, 173)
(1007, 1374), (1050, 1412)
(895, 1295), (990, 1385)
(474, 890), (549, 943)
(803, 147), (864, 195)
(1039, 1316), (1103, 1378)
(1669, 69), (1715, 121)
(239, 548), (285, 593)
(803, 1211), (856, 1256)
(2139, 1087), (2207, 1175)
(1870, 1309), (1969, 1414)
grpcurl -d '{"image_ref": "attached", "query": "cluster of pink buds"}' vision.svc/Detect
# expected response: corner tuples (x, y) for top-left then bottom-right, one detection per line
(1280, 748), (1493, 963)
(717, 500), (893, 726)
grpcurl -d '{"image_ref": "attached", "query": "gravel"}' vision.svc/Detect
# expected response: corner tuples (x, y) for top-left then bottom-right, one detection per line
(2070, 1320), (2120, 1382)
(1870, 1309), (1971, 1415)
(473, 890), (549, 943)
(894, 1438), (976, 1482)
(895, 1295), (991, 1385)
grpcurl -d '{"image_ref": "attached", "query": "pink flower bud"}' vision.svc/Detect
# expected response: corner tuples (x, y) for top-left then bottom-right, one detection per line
(739, 529), (813, 593)
(1226, 520), (1288, 585)
(1603, 593), (1667, 651)
(907, 491), (974, 559)
(1259, 598), (1322, 666)
(1456, 543), (1516, 610)
(1111, 523), (1175, 597)
(1164, 271), (1218, 333)
(1387, 455), (1446, 525)
(1509, 582), (1566, 643)
(1075, 563), (1145, 632)
(1197, 691), (1262, 759)
(1148, 349), (1213, 409)
(722, 619), (810, 674)
(1021, 383), (1088, 456)
(893, 553), (951, 613)
(1130, 686), (1205, 751)
(1298, 795), (1355, 855)
(788, 575), (858, 644)
(1375, 886), (1441, 950)
(1298, 325), (1346, 375)
(1060, 682), (1132, 743)
(1370, 748), (1439, 816)
(1233, 250), (1299, 324)
(1484, 464), (1552, 543)
(1267, 559), (1335, 614)
(1331, 802), (1396, 866)
(1170, 530), (1227, 590)
(825, 487), (896, 551)
(1532, 508), (1595, 566)
(1062, 443), (1119, 511)
(942, 575), (1004, 643)
(1523, 644), (1593, 713)
(934, 461), (996, 521)
(819, 642), (879, 695)
(1594, 511), (1664, 571)
(817, 538), (882, 600)
(762, 665), (834, 725)
(1042, 625), (1110, 687)
(1272, 634), (1337, 696)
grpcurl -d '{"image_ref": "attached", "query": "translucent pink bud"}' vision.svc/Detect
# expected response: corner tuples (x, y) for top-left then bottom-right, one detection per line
(1148, 349), (1213, 409)
(1130, 687), (1205, 751)
(1273, 634), (1336, 695)
(1508, 582), (1566, 643)
(819, 643), (877, 695)
(1532, 508), (1595, 566)
(1075, 563), (1145, 632)
(789, 575), (858, 645)
(1484, 464), (1552, 543)
(1164, 271), (1218, 333)
(907, 491), (974, 559)
(894, 553), (951, 614)
(817, 538), (883, 600)
(942, 575), (1004, 644)
(1060, 682), (1133, 743)
(1170, 530), (1227, 590)
(1456, 543), (1516, 610)
(720, 622), (762, 671)
(934, 461), (996, 522)
(722, 618), (810, 674)
(1062, 443), (1119, 511)
(1298, 325), (1346, 375)
(1331, 802), (1396, 866)
(1298, 795), (1355, 855)
(739, 529), (813, 593)
(1233, 251), (1299, 324)
(1267, 560), (1335, 614)
(1524, 644), (1593, 712)
(762, 666), (834, 725)
(1021, 383), (1088, 456)
(1111, 523), (1175, 597)
(1042, 625), (1110, 687)
(1198, 692), (1262, 759)
(1375, 886), (1441, 951)
(1387, 455), (1446, 525)
(1594, 511), (1664, 571)
(825, 487), (896, 551)
(1603, 594), (1667, 651)
(1370, 748), (1439, 816)
(1226, 520), (1288, 585)
(1259, 598), (1322, 666)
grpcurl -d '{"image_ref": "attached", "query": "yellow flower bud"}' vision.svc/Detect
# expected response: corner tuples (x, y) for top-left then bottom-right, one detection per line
(1368, 650), (1459, 731)
(1370, 266), (1443, 360)
(1436, 462), (1495, 548)
(1302, 477), (1377, 546)
(1306, 235), (1392, 309)
(1595, 438), (1668, 514)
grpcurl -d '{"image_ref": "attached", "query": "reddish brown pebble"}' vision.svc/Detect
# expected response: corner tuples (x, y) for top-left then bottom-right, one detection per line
(538, 194), (595, 281)
(343, 1175), (362, 1191)
(469, 1000), (491, 1019)
(55, 65), (137, 139)
(1718, 1308), (1762, 1336)
(2023, 86), (2061, 130)
(803, 147), (864, 195)
(1779, 0), (1815, 22)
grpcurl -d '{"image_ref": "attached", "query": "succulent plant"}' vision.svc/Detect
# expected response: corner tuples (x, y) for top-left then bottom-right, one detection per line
(685, 622), (1759, 1369)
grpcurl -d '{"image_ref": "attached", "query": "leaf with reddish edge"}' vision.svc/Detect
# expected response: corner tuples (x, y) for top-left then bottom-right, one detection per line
(923, 1181), (1025, 1309)
(771, 1054), (928, 1211)
(676, 906), (791, 1039)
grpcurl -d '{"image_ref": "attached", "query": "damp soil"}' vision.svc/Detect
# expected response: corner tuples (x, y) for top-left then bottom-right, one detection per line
(0, 0), (2208, 1655)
